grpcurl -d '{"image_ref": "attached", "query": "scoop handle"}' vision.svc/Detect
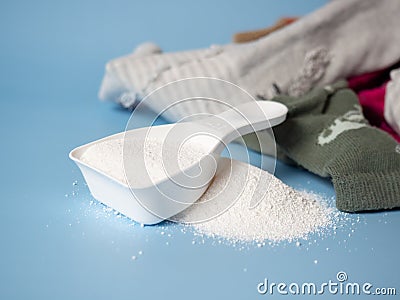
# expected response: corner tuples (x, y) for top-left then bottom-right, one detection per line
(197, 100), (288, 151)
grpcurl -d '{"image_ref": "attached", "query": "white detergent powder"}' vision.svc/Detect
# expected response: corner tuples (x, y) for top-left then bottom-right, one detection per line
(81, 137), (207, 186)
(174, 159), (333, 242)
(80, 137), (334, 243)
(81, 139), (127, 183)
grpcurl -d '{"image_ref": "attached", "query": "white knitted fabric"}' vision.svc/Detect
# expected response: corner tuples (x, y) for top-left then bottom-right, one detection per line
(99, 0), (400, 122)
(385, 68), (400, 136)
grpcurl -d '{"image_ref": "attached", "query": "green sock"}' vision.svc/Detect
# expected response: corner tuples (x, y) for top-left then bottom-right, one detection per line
(245, 81), (400, 212)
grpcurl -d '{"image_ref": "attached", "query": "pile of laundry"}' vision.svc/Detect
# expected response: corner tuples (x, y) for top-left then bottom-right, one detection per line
(98, 0), (400, 213)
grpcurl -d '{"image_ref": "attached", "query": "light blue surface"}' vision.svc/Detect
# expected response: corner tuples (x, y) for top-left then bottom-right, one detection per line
(1, 0), (399, 299)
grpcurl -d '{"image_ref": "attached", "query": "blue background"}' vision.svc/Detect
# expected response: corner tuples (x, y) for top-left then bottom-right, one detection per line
(1, 0), (399, 299)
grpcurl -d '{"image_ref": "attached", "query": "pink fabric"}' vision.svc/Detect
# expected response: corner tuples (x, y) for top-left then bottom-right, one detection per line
(348, 69), (388, 92)
(348, 68), (400, 142)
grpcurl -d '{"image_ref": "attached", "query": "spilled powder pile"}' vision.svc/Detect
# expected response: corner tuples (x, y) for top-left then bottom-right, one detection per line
(174, 158), (333, 243)
(80, 138), (334, 243)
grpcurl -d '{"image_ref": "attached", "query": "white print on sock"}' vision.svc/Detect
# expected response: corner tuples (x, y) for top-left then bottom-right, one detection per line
(318, 105), (367, 146)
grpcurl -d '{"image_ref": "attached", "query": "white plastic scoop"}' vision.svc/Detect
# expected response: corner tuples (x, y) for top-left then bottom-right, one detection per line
(70, 100), (288, 224)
